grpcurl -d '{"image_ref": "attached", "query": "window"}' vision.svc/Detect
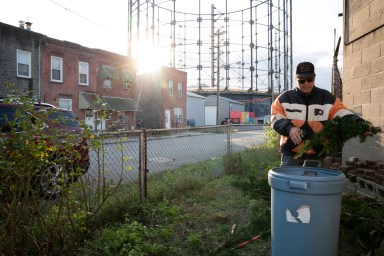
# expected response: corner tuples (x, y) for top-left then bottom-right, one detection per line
(177, 82), (182, 98)
(122, 70), (133, 90)
(79, 62), (89, 85)
(174, 107), (183, 123)
(117, 112), (129, 122)
(59, 98), (72, 111)
(51, 56), (63, 82)
(102, 65), (117, 88)
(122, 70), (133, 82)
(168, 81), (174, 96)
(17, 50), (31, 78)
(102, 66), (118, 79)
(85, 110), (94, 118)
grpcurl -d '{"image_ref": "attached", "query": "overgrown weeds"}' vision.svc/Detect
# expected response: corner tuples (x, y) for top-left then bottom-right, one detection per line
(80, 146), (279, 255)
(81, 144), (384, 256)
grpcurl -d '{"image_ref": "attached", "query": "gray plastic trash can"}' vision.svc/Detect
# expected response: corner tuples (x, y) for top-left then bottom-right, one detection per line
(268, 166), (346, 256)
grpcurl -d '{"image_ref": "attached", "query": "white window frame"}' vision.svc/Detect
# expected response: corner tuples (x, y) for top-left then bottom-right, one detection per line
(177, 82), (182, 98)
(168, 80), (174, 96)
(174, 107), (183, 123)
(51, 56), (63, 82)
(59, 98), (72, 111)
(16, 49), (31, 78)
(79, 61), (89, 85)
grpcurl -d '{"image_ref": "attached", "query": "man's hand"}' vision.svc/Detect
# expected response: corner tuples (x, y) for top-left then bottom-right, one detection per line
(289, 127), (303, 145)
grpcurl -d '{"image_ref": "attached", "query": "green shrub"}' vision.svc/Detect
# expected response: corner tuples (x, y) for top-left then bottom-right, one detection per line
(0, 89), (123, 255)
(263, 124), (279, 146)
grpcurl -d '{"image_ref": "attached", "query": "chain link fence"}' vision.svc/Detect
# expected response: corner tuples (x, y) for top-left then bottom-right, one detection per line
(86, 124), (268, 200)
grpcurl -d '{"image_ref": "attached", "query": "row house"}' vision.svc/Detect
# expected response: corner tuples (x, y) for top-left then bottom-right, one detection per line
(0, 21), (139, 131)
(136, 67), (187, 129)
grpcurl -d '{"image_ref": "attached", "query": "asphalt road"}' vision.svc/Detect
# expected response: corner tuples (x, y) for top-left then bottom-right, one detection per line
(87, 127), (266, 182)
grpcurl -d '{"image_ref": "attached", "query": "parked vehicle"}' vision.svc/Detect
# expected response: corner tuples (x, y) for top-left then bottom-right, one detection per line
(0, 99), (90, 198)
(221, 118), (239, 125)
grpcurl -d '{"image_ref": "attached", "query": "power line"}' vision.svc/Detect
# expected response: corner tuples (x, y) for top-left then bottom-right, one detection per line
(48, 0), (122, 35)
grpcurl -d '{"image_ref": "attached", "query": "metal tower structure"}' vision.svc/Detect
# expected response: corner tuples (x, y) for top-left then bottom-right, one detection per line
(127, 0), (293, 93)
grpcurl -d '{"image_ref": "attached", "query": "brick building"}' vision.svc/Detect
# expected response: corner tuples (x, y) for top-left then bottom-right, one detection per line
(0, 21), (140, 131)
(342, 0), (384, 162)
(136, 67), (187, 129)
(0, 21), (43, 97)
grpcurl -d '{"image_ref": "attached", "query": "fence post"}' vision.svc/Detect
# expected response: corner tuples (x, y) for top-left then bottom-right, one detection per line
(139, 129), (147, 202)
(227, 122), (232, 157)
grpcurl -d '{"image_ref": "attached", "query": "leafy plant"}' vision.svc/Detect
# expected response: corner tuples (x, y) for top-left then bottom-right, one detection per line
(84, 220), (172, 256)
(296, 117), (382, 158)
(0, 88), (124, 255)
(263, 124), (279, 146)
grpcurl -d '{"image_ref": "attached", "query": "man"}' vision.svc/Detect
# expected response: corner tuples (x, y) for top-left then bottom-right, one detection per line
(270, 61), (363, 166)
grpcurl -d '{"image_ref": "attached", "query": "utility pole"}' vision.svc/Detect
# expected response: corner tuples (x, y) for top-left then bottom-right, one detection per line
(215, 29), (226, 125)
(216, 28), (221, 125)
(211, 4), (215, 87)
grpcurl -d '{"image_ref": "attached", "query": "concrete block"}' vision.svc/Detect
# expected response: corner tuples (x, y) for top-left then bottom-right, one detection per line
(347, 52), (362, 69)
(362, 103), (381, 118)
(353, 62), (371, 79)
(351, 6), (369, 30)
(357, 177), (377, 198)
(370, 56), (384, 74)
(362, 43), (381, 63)
(369, 24), (384, 45)
(362, 73), (384, 90)
(351, 33), (370, 53)
(353, 90), (370, 104)
(371, 87), (384, 104)
(370, 0), (384, 16)
(342, 93), (354, 106)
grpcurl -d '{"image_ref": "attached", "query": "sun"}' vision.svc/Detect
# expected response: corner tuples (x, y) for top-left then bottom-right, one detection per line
(135, 46), (169, 74)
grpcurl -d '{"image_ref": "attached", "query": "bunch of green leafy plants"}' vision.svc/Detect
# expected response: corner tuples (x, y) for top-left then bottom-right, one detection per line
(0, 87), (124, 255)
(296, 116), (382, 158)
(263, 124), (279, 146)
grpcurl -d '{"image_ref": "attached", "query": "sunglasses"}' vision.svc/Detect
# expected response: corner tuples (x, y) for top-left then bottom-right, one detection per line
(298, 78), (314, 84)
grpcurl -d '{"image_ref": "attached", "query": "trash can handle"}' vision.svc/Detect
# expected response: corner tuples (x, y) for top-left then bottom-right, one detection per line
(303, 160), (321, 167)
(289, 180), (308, 190)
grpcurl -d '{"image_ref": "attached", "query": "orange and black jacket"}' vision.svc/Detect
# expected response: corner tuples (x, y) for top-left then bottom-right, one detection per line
(271, 86), (362, 156)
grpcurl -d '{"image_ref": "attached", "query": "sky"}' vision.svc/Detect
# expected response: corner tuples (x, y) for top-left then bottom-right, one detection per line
(1, 0), (343, 92)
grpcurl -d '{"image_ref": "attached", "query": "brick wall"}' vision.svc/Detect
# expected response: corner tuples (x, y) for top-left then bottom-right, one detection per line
(342, 0), (384, 163)
(136, 67), (187, 129)
(41, 38), (97, 118)
(161, 67), (187, 128)
(0, 22), (43, 98)
(41, 38), (136, 122)
(136, 72), (164, 129)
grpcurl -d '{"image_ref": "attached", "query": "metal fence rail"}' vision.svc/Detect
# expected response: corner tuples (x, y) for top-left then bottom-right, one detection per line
(86, 124), (267, 199)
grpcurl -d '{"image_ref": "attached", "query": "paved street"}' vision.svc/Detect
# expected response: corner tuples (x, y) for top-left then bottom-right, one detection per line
(87, 127), (266, 182)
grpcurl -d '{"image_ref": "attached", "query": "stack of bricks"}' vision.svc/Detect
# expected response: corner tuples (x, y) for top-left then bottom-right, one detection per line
(325, 157), (384, 200)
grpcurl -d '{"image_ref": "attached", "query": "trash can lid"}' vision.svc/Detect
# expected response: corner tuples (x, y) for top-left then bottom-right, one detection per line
(268, 166), (346, 194)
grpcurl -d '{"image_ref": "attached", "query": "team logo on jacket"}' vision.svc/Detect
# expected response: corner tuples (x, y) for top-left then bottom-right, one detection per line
(314, 109), (323, 115)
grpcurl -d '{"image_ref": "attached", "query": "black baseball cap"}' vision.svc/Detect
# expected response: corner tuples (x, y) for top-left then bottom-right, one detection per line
(296, 62), (316, 78)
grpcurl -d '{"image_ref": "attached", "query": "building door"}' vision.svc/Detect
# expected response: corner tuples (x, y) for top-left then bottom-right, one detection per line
(165, 109), (171, 129)
(85, 110), (95, 129)
(205, 106), (217, 125)
(85, 110), (106, 131)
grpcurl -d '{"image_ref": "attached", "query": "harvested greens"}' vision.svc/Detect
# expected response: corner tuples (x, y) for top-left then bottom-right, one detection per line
(295, 117), (382, 158)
